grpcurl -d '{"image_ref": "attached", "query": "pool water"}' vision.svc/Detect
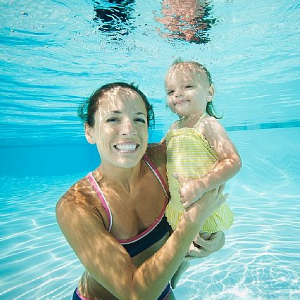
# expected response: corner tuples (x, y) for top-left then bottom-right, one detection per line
(1, 0), (300, 299)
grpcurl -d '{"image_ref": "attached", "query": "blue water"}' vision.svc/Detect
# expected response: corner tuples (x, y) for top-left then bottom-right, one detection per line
(1, 0), (300, 299)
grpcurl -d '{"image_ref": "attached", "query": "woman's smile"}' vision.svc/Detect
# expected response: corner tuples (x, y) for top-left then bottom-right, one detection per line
(114, 142), (140, 153)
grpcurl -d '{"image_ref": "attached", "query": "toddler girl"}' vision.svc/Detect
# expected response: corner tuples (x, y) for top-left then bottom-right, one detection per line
(162, 60), (242, 241)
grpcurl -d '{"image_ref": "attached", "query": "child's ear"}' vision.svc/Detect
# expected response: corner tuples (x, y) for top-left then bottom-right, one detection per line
(85, 123), (96, 144)
(207, 85), (215, 102)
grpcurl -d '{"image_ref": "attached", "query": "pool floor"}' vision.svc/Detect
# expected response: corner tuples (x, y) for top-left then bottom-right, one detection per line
(1, 128), (300, 300)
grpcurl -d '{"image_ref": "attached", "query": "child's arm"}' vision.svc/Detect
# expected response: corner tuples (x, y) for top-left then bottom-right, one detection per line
(178, 117), (242, 208)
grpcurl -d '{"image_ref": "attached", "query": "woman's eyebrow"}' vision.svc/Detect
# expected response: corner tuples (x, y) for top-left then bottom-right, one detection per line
(110, 110), (122, 114)
(109, 110), (146, 116)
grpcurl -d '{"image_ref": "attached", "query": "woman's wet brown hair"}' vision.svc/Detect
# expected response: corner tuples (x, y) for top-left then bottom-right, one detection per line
(78, 82), (155, 127)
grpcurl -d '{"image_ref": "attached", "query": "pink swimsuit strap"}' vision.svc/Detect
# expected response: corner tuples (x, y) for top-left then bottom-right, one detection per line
(86, 155), (169, 234)
(142, 154), (169, 198)
(86, 172), (113, 231)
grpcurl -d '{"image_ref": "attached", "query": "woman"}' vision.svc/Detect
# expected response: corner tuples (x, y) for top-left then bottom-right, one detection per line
(56, 82), (226, 300)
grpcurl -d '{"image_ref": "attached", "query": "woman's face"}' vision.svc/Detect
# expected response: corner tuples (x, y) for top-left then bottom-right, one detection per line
(86, 87), (149, 169)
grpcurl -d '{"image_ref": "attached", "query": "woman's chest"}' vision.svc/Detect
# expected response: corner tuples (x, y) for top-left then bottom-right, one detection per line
(109, 186), (166, 240)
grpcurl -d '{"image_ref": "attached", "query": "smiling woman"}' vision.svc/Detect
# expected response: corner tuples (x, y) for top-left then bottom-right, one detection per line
(83, 84), (149, 169)
(56, 81), (226, 300)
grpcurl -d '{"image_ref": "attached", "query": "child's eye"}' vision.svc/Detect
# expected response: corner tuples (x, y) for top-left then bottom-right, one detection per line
(106, 117), (120, 123)
(185, 85), (193, 89)
(167, 90), (174, 95)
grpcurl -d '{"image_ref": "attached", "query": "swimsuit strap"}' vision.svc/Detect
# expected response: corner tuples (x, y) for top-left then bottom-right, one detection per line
(86, 155), (168, 233)
(143, 155), (169, 199)
(86, 172), (113, 232)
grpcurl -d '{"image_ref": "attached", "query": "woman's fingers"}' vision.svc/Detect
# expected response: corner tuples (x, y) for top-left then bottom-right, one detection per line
(217, 184), (229, 207)
(219, 192), (229, 206)
(173, 173), (188, 205)
(218, 184), (225, 195)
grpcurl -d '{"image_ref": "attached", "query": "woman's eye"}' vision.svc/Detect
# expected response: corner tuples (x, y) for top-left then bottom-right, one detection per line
(185, 85), (193, 89)
(135, 118), (146, 124)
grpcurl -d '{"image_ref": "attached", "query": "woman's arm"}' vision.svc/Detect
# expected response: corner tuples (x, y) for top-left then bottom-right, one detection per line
(178, 117), (242, 208)
(56, 184), (225, 300)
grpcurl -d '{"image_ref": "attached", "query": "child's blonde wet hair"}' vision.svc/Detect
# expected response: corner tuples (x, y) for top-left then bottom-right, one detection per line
(167, 59), (221, 119)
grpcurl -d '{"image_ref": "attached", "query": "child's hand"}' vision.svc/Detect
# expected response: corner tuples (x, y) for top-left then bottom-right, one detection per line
(173, 173), (204, 209)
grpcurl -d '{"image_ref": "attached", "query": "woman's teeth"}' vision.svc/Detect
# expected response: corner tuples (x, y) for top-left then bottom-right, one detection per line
(115, 144), (137, 151)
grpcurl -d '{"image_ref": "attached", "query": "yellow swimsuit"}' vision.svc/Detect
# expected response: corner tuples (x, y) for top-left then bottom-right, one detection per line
(165, 116), (234, 233)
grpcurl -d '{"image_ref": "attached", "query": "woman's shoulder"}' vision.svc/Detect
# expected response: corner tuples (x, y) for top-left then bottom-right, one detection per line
(145, 143), (167, 181)
(56, 177), (94, 218)
(146, 143), (167, 166)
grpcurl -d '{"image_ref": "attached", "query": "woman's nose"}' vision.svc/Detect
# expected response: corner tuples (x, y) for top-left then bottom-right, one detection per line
(120, 119), (137, 136)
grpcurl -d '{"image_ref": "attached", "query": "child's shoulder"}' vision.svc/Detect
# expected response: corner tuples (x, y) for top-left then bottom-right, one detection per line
(171, 120), (181, 130)
(202, 114), (219, 123)
(196, 114), (219, 129)
(195, 115), (225, 137)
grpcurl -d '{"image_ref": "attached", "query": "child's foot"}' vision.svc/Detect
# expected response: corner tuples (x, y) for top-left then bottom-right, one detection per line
(199, 232), (212, 240)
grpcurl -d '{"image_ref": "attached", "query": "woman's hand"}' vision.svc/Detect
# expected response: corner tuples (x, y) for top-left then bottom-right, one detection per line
(173, 173), (204, 208)
(173, 173), (227, 210)
(186, 231), (226, 259)
(175, 172), (228, 219)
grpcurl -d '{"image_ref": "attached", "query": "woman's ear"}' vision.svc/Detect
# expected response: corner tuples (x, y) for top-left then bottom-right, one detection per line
(206, 85), (215, 102)
(85, 123), (96, 144)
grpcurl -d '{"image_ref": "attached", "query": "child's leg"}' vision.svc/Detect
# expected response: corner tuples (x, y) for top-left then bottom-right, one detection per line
(171, 258), (190, 289)
(175, 233), (213, 287)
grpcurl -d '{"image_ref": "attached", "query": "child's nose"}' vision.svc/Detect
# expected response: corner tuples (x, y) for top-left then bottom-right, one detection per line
(174, 89), (183, 97)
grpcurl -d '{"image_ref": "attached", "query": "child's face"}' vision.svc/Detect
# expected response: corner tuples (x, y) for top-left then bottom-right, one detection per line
(165, 65), (212, 118)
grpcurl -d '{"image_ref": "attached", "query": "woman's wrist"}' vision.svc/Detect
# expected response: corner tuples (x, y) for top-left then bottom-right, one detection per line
(182, 200), (208, 229)
(194, 178), (208, 197)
